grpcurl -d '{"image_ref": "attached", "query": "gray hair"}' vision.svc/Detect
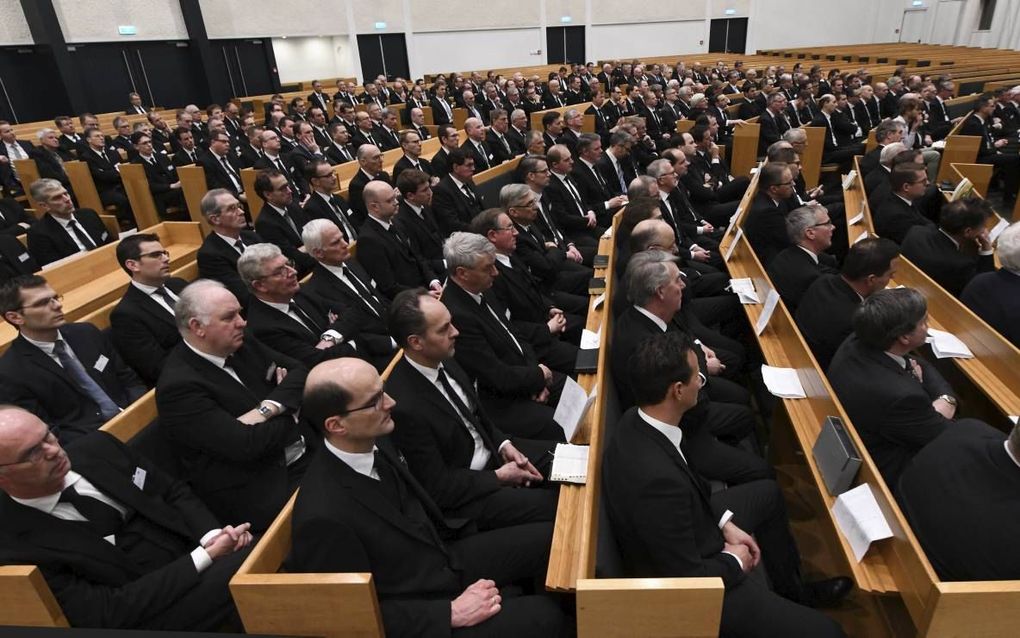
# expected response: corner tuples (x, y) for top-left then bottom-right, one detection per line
(511, 108), (527, 121)
(997, 221), (1020, 271)
(237, 243), (283, 292)
(499, 183), (532, 209)
(175, 279), (229, 333)
(852, 287), (927, 350)
(628, 175), (656, 199)
(36, 128), (56, 141)
(786, 206), (826, 243)
(301, 218), (336, 253)
(626, 250), (681, 306)
(357, 144), (380, 161)
(199, 188), (234, 219)
(782, 128), (807, 143)
(874, 119), (905, 143)
(880, 142), (908, 166)
(646, 159), (672, 180)
(443, 232), (495, 272)
(29, 178), (65, 202)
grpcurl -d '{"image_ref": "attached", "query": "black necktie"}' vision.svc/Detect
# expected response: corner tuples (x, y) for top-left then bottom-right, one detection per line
(66, 219), (97, 250)
(475, 144), (489, 169)
(563, 176), (585, 215)
(330, 198), (357, 240)
(233, 239), (245, 254)
(436, 367), (483, 434)
(461, 184), (477, 203)
(153, 286), (177, 311)
(342, 266), (383, 316)
(59, 486), (123, 537)
(373, 450), (403, 508)
(289, 301), (322, 335)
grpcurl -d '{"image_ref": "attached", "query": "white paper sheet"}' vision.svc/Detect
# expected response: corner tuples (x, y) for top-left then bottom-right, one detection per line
(925, 328), (974, 359)
(755, 289), (781, 335)
(842, 170), (857, 191)
(723, 227), (743, 262)
(1010, 416), (1019, 425)
(549, 443), (590, 484)
(761, 365), (807, 399)
(601, 226), (613, 238)
(853, 230), (870, 244)
(724, 208), (742, 239)
(848, 211), (864, 225)
(592, 292), (606, 310)
(831, 484), (894, 562)
(989, 217), (1010, 243)
(554, 378), (596, 442)
(729, 277), (759, 304)
(580, 328), (601, 350)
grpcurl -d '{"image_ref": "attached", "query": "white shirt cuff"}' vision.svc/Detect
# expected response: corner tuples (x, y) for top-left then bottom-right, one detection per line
(497, 440), (511, 455)
(718, 509), (734, 529)
(199, 528), (221, 546)
(429, 279), (441, 289)
(711, 158), (720, 164)
(264, 400), (284, 414)
(721, 550), (744, 571)
(323, 329), (344, 342)
(191, 546), (213, 572)
(697, 226), (705, 235)
(978, 249), (994, 256)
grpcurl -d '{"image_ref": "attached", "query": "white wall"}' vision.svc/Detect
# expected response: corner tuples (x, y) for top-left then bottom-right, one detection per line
(0, 0), (32, 45)
(590, 22), (709, 59)
(271, 36), (357, 84)
(53, 0), (188, 43)
(410, 29), (545, 76)
(746, 0), (899, 53)
(200, 0), (348, 38)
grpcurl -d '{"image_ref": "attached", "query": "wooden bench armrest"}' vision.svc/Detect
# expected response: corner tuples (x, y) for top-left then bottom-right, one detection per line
(99, 389), (157, 443)
(577, 577), (723, 637)
(0, 565), (69, 627)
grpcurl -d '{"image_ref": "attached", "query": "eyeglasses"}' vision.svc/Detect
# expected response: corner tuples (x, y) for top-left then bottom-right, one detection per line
(493, 225), (516, 232)
(697, 372), (707, 388)
(0, 427), (58, 467)
(18, 294), (63, 311)
(262, 259), (296, 279)
(341, 390), (387, 415)
(139, 250), (170, 259)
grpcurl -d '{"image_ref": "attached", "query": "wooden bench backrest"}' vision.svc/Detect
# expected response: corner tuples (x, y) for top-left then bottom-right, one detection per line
(63, 160), (106, 213)
(240, 168), (263, 221)
(0, 566), (69, 628)
(730, 121), (761, 179)
(13, 159), (43, 214)
(799, 126), (826, 189)
(935, 135), (980, 184)
(577, 578), (724, 638)
(177, 165), (211, 234)
(119, 163), (162, 230)
(529, 103), (595, 133)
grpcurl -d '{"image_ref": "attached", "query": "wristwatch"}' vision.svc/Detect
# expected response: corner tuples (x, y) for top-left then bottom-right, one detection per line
(936, 394), (957, 407)
(257, 403), (275, 418)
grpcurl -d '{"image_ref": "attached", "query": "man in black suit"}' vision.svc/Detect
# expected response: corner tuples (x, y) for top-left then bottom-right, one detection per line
(26, 178), (113, 267)
(0, 234), (37, 282)
(110, 234), (186, 386)
(170, 127), (202, 167)
(555, 108), (585, 159)
(54, 116), (81, 161)
(959, 95), (1020, 205)
(0, 194), (36, 237)
(299, 219), (398, 371)
(572, 133), (628, 228)
(687, 123), (750, 206)
(349, 111), (381, 152)
(324, 122), (356, 166)
(285, 122), (328, 196)
(156, 279), (312, 532)
(108, 118), (135, 159)
(238, 242), (361, 367)
(744, 162), (795, 267)
(348, 144), (392, 228)
(898, 420), (1020, 581)
(901, 198), (995, 298)
(253, 129), (302, 196)
(430, 125), (460, 179)
(408, 106), (432, 141)
(796, 237), (900, 370)
(0, 121), (36, 195)
(432, 148), (485, 236)
(485, 109), (516, 166)
(252, 169), (316, 277)
(132, 132), (184, 218)
(301, 159), (358, 242)
(237, 126), (264, 169)
(506, 109), (529, 156)
(81, 128), (134, 226)
(462, 117), (496, 173)
(961, 221), (1020, 349)
(0, 275), (146, 444)
(307, 80), (330, 115)
(394, 169), (445, 274)
(442, 232), (566, 441)
(375, 109), (402, 152)
(195, 189), (262, 306)
(766, 205), (839, 313)
(827, 288), (983, 487)
(0, 407), (255, 630)
(199, 131), (246, 203)
(393, 130), (437, 186)
(602, 332), (849, 638)
(429, 84), (455, 126)
(859, 120), (904, 177)
(545, 145), (604, 251)
(288, 357), (567, 637)
(358, 180), (443, 300)
(811, 94), (865, 173)
(386, 289), (558, 529)
(759, 93), (793, 156)
(873, 163), (935, 243)
(30, 129), (73, 194)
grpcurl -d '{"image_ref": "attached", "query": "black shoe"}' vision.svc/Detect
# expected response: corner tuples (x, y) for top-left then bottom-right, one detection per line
(798, 577), (853, 608)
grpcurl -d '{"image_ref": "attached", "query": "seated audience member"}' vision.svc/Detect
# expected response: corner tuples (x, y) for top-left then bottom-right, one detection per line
(898, 420), (1020, 581)
(797, 237), (901, 370)
(873, 163), (935, 243)
(429, 124), (460, 179)
(602, 332), (849, 638)
(486, 109), (516, 165)
(0, 194), (34, 237)
(442, 232), (565, 441)
(0, 233), (38, 282)
(0, 406), (254, 630)
(26, 178), (113, 267)
(287, 358), (567, 637)
(571, 132), (628, 228)
(647, 158), (725, 270)
(196, 188), (263, 306)
(864, 142), (907, 210)
(859, 120), (904, 177)
(131, 132), (184, 219)
(0, 275), (145, 444)
(347, 144), (392, 227)
(81, 127), (134, 226)
(199, 131), (245, 201)
(31, 129), (74, 195)
(301, 159), (359, 241)
(686, 123), (750, 207)
(959, 95), (1020, 206)
(961, 221), (1020, 348)
(156, 280), (311, 532)
(237, 243), (361, 367)
(324, 121), (356, 166)
(300, 219), (397, 371)
(432, 148), (485, 236)
(358, 180), (443, 299)
(394, 169), (445, 275)
(170, 127), (202, 166)
(461, 117), (495, 172)
(744, 162), (795, 266)
(252, 169), (316, 276)
(386, 289), (558, 528)
(767, 205), (839, 313)
(811, 93), (864, 172)
(393, 129), (437, 184)
(253, 129), (300, 195)
(900, 198), (994, 297)
(828, 288), (985, 487)
(0, 121), (34, 195)
(545, 144), (604, 248)
(110, 233), (186, 386)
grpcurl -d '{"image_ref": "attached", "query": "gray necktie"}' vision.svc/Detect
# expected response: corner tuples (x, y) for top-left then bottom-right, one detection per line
(52, 340), (120, 421)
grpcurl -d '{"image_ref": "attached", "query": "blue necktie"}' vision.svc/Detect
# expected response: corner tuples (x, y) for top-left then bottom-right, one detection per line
(53, 340), (120, 421)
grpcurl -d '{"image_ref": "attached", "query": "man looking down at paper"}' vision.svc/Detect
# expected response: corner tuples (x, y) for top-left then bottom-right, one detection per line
(385, 288), (558, 530)
(602, 332), (851, 637)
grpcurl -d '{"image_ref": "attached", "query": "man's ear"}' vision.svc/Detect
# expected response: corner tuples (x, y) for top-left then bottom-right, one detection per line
(324, 415), (346, 437)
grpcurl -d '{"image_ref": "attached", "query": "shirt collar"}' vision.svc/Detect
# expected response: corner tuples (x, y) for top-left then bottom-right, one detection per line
(130, 280), (168, 295)
(885, 351), (907, 369)
(22, 330), (64, 355)
(259, 297), (293, 314)
(11, 470), (81, 513)
(323, 438), (377, 478)
(494, 253), (512, 268)
(265, 202), (288, 217)
(797, 245), (820, 263)
(450, 174), (467, 190)
(1004, 441), (1020, 470)
(184, 339), (229, 369)
(637, 408), (683, 451)
(369, 214), (391, 230)
(937, 228), (960, 249)
(404, 354), (441, 384)
(51, 214), (80, 230)
(215, 231), (242, 245)
(634, 305), (668, 332)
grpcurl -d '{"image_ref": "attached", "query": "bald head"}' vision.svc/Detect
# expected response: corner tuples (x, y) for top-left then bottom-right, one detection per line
(364, 181), (398, 222)
(303, 358), (394, 451)
(0, 405), (69, 499)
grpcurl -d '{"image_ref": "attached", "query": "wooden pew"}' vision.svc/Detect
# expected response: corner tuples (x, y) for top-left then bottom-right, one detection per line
(118, 163), (162, 230)
(63, 160), (109, 216)
(529, 103), (596, 134)
(12, 159), (43, 213)
(240, 168), (263, 221)
(935, 135), (981, 185)
(177, 165), (211, 235)
(799, 126), (826, 189)
(730, 121), (761, 179)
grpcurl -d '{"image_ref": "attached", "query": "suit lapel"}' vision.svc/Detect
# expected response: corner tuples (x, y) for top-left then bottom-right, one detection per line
(636, 417), (712, 504)
(13, 337), (89, 400)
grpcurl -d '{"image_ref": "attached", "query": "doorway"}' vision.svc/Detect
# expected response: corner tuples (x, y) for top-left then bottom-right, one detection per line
(357, 34), (410, 82)
(547, 26), (585, 65)
(708, 18), (748, 54)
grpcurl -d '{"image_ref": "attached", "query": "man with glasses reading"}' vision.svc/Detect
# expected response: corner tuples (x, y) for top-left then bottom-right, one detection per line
(0, 275), (145, 444)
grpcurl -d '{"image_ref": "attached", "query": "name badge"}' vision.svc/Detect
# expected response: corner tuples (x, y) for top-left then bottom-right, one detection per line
(265, 362), (278, 382)
(93, 354), (109, 372)
(17, 252), (29, 262)
(101, 231), (109, 240)
(132, 467), (147, 490)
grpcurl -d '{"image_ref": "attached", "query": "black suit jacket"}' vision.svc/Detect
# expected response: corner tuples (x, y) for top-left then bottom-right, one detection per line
(766, 247), (839, 313)
(900, 225), (994, 297)
(545, 172), (594, 236)
(110, 278), (187, 386)
(0, 323), (146, 443)
(347, 169), (391, 228)
(243, 293), (360, 366)
(0, 196), (36, 235)
(898, 424), (1020, 581)
(961, 269), (1020, 349)
(959, 114), (998, 159)
(874, 195), (933, 244)
(0, 431), (223, 629)
(196, 229), (263, 306)
(595, 154), (636, 197)
(431, 175), (484, 236)
(490, 254), (553, 326)
(27, 210), (112, 267)
(430, 96), (454, 125)
(602, 408), (744, 586)
(571, 160), (614, 223)
(758, 109), (791, 155)
(461, 139), (495, 172)
(0, 233), (38, 280)
(442, 281), (546, 400)
(485, 129), (515, 165)
(827, 334), (953, 486)
(198, 151), (243, 196)
(253, 203), (316, 276)
(511, 219), (580, 290)
(794, 275), (861, 370)
(387, 357), (508, 510)
(357, 216), (437, 299)
(505, 127), (528, 156)
(859, 145), (883, 177)
(134, 153), (179, 212)
(30, 147), (72, 192)
(156, 339), (309, 531)
(171, 147), (201, 168)
(394, 200), (445, 273)
(302, 191), (359, 241)
(324, 142), (356, 166)
(82, 146), (124, 195)
(393, 155), (435, 181)
(744, 193), (791, 266)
